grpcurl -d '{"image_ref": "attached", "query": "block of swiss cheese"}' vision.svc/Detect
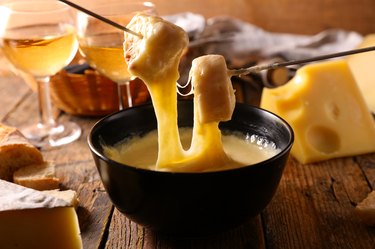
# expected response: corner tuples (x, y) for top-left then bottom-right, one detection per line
(0, 180), (82, 249)
(260, 60), (375, 164)
(0, 124), (44, 181)
(347, 34), (375, 113)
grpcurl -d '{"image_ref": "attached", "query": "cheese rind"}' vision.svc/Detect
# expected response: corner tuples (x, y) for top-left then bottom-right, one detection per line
(347, 34), (375, 113)
(0, 180), (82, 249)
(0, 180), (69, 211)
(260, 60), (375, 164)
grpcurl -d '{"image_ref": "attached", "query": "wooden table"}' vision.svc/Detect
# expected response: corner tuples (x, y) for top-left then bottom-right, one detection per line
(1, 72), (375, 249)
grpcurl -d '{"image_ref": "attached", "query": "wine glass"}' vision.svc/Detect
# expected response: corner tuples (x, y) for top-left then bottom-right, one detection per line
(76, 1), (156, 110)
(0, 0), (81, 148)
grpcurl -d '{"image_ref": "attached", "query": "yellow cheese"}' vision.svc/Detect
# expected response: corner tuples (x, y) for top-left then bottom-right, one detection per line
(260, 60), (375, 164)
(347, 34), (375, 113)
(124, 14), (188, 168)
(124, 13), (188, 84)
(0, 180), (82, 249)
(123, 15), (237, 172)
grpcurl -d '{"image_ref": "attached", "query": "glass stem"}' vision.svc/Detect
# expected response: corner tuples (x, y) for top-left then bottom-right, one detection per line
(117, 81), (133, 111)
(117, 83), (125, 110)
(36, 76), (56, 130)
(124, 82), (133, 108)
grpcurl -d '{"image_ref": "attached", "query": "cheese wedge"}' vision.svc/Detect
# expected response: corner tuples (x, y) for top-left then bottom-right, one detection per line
(260, 60), (375, 164)
(347, 34), (375, 113)
(0, 180), (82, 249)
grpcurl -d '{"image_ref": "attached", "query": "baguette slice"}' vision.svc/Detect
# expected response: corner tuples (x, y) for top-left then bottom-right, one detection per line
(13, 161), (60, 190)
(355, 191), (375, 226)
(0, 124), (44, 181)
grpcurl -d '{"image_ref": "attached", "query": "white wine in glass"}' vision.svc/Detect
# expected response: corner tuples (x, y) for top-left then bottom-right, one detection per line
(77, 1), (156, 110)
(0, 1), (81, 147)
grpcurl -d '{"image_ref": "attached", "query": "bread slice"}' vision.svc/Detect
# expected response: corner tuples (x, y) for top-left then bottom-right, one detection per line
(0, 124), (44, 181)
(355, 191), (375, 226)
(13, 161), (60, 190)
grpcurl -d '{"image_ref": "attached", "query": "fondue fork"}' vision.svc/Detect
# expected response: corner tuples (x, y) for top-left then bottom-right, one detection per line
(228, 46), (375, 77)
(58, 0), (143, 38)
(58, 0), (375, 80)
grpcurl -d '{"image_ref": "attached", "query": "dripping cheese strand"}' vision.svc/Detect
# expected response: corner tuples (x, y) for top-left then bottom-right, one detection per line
(124, 14), (236, 171)
(124, 14), (188, 167)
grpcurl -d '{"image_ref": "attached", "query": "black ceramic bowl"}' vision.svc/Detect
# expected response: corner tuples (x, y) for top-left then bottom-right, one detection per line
(88, 100), (294, 236)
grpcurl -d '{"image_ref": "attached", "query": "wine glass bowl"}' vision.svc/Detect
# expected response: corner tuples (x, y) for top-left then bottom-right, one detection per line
(0, 0), (81, 147)
(76, 1), (156, 110)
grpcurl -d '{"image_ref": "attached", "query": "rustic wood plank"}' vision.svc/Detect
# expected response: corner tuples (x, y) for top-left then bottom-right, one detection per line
(56, 160), (113, 249)
(356, 153), (375, 190)
(2, 73), (375, 249)
(106, 208), (266, 249)
(41, 114), (100, 163)
(0, 76), (31, 121)
(263, 155), (375, 249)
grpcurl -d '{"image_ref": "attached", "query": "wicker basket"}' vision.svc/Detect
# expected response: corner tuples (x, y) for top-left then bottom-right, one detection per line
(49, 67), (150, 117)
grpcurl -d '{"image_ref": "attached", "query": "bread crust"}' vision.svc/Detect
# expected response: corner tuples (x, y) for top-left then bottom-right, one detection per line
(0, 124), (44, 181)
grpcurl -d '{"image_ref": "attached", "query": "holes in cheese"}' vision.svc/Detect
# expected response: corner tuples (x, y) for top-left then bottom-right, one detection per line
(325, 102), (341, 121)
(261, 60), (375, 164)
(306, 126), (340, 154)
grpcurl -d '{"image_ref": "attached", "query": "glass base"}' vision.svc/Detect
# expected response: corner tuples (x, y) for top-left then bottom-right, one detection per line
(21, 121), (81, 148)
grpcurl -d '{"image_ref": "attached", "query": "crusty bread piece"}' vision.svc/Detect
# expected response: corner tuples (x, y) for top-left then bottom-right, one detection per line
(355, 191), (375, 226)
(0, 124), (44, 181)
(42, 189), (79, 208)
(13, 161), (60, 190)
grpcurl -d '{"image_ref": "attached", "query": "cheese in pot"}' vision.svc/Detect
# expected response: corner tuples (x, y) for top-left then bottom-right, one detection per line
(261, 60), (375, 164)
(104, 128), (280, 172)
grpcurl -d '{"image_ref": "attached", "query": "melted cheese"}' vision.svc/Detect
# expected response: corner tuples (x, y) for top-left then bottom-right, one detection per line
(104, 128), (279, 172)
(124, 14), (188, 169)
(124, 14), (239, 172)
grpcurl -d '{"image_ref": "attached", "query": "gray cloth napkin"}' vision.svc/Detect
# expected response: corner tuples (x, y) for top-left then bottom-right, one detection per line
(165, 12), (363, 62)
(164, 12), (364, 106)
